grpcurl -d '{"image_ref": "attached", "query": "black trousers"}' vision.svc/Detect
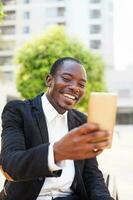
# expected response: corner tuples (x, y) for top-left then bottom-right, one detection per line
(53, 194), (80, 200)
(0, 190), (5, 200)
(0, 191), (81, 200)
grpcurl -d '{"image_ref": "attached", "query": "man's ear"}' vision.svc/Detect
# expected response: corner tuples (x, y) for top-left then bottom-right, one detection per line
(45, 74), (53, 87)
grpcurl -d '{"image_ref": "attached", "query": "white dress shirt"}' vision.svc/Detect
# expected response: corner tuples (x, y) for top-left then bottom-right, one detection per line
(37, 93), (75, 199)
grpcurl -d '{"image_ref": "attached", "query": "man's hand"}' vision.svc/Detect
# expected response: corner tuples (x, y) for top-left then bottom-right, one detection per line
(53, 123), (111, 162)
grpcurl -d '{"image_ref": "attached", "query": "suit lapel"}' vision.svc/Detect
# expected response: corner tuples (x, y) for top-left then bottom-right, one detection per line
(31, 94), (49, 143)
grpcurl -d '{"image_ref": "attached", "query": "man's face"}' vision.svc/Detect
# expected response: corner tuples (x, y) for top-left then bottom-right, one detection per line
(46, 60), (87, 114)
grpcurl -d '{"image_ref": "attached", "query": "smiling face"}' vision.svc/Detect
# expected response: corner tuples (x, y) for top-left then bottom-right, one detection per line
(46, 60), (87, 114)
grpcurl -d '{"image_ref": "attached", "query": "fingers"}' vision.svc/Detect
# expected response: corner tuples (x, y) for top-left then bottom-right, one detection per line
(81, 123), (99, 134)
(84, 149), (103, 159)
(74, 147), (103, 160)
(86, 130), (111, 143)
(73, 129), (111, 145)
(72, 123), (99, 136)
(54, 136), (108, 162)
(83, 139), (110, 153)
(72, 122), (111, 137)
(91, 140), (110, 150)
(54, 123), (112, 161)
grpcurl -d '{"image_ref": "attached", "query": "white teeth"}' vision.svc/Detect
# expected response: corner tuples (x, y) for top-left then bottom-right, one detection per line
(64, 94), (75, 100)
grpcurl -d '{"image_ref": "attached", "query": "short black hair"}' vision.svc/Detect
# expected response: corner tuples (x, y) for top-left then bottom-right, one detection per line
(49, 57), (82, 75)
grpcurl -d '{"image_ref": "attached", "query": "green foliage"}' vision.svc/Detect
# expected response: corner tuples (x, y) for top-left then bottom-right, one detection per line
(0, 1), (4, 21)
(16, 25), (106, 112)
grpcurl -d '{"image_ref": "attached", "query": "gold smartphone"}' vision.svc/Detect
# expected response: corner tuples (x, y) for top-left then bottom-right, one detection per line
(88, 92), (117, 148)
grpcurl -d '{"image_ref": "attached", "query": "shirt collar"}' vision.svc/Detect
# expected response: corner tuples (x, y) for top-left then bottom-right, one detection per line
(41, 93), (68, 123)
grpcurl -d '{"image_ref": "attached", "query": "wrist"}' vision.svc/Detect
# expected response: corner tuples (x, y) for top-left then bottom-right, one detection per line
(53, 142), (65, 162)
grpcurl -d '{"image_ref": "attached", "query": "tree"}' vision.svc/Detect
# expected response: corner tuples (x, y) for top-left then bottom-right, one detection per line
(0, 1), (4, 21)
(15, 25), (106, 112)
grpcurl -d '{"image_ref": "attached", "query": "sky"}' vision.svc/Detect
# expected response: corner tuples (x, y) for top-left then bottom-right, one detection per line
(114, 0), (133, 70)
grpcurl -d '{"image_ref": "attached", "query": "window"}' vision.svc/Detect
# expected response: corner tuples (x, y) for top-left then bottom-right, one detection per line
(23, 26), (30, 34)
(0, 41), (15, 50)
(57, 22), (66, 26)
(90, 9), (101, 18)
(2, 0), (16, 5)
(0, 56), (12, 65)
(1, 26), (15, 35)
(46, 7), (65, 18)
(23, 0), (30, 4)
(23, 11), (30, 19)
(45, 0), (64, 1)
(2, 71), (14, 82)
(4, 11), (16, 20)
(57, 7), (65, 17)
(90, 40), (101, 49)
(90, 0), (100, 3)
(90, 25), (101, 33)
(117, 112), (133, 124)
(118, 89), (130, 98)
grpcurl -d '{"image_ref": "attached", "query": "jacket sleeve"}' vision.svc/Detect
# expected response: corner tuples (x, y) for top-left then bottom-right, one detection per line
(0, 101), (60, 182)
(83, 158), (114, 200)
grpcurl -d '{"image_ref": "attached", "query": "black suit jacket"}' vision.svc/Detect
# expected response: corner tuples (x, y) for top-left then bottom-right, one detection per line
(0, 94), (113, 200)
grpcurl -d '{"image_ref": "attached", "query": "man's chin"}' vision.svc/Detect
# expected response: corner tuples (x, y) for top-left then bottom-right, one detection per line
(57, 104), (74, 113)
(62, 103), (76, 111)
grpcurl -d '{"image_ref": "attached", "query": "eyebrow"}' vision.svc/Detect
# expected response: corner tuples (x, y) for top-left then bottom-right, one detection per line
(62, 72), (87, 82)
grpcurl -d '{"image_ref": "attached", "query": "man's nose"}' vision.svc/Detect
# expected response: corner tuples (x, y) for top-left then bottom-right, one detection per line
(69, 84), (80, 93)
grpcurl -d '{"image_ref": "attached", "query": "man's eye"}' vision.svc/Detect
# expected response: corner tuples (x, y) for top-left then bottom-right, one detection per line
(62, 77), (71, 82)
(79, 83), (85, 88)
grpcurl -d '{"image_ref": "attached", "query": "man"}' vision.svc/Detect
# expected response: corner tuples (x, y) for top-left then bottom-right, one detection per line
(0, 57), (114, 200)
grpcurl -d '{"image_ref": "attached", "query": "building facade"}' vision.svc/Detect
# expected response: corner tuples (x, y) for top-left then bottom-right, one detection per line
(106, 69), (133, 124)
(0, 0), (114, 82)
